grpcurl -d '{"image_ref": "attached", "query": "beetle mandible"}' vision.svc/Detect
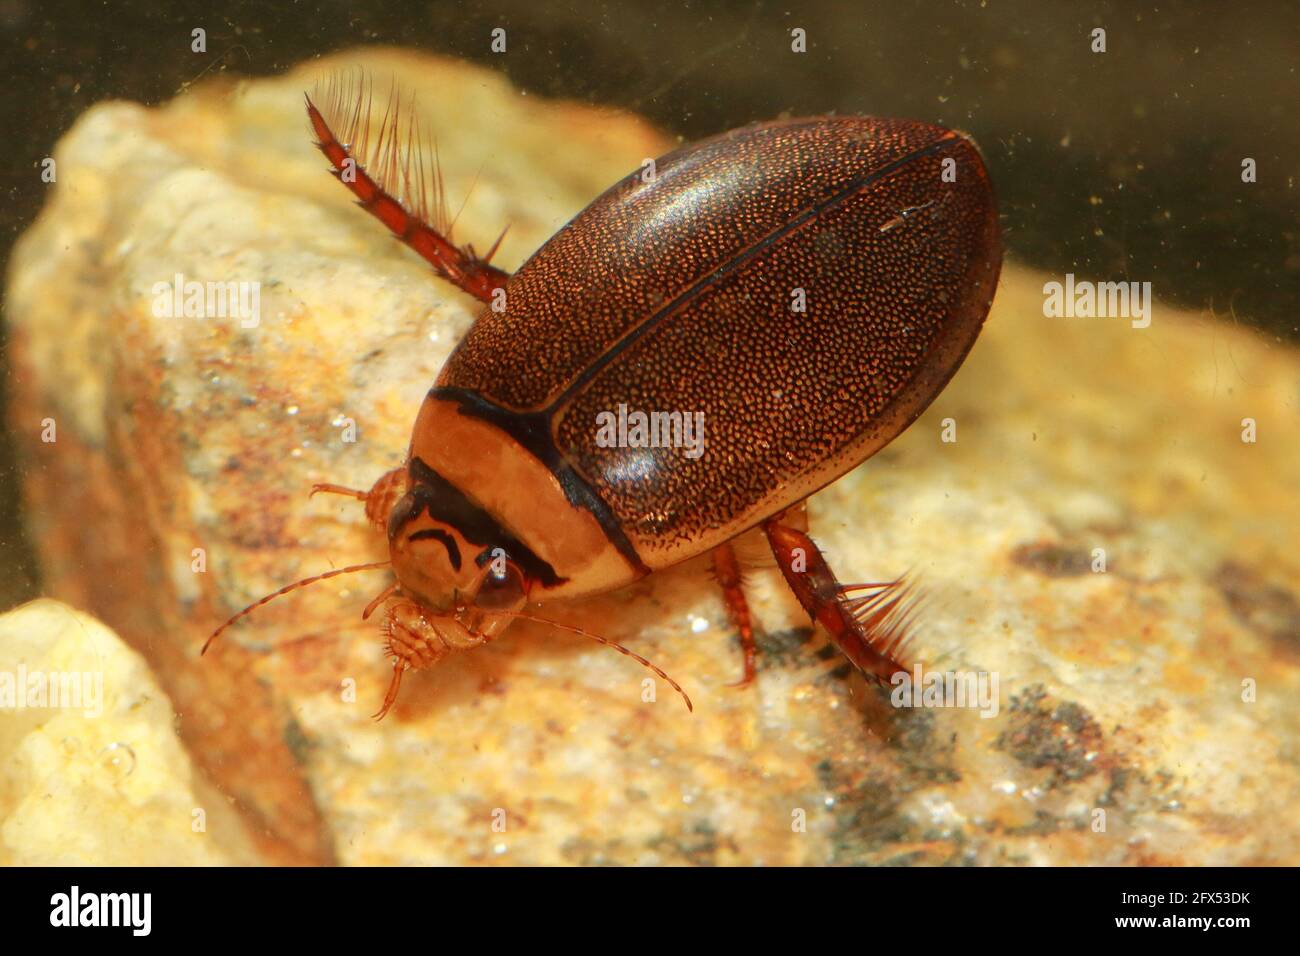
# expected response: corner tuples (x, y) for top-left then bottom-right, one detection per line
(204, 76), (1002, 718)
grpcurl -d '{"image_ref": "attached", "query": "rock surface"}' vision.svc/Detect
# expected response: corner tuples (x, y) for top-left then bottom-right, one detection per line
(6, 48), (1299, 865)
(0, 600), (257, 865)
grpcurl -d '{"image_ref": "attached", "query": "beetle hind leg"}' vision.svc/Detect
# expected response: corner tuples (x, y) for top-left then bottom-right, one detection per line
(311, 466), (407, 529)
(305, 78), (511, 304)
(712, 543), (757, 687)
(762, 515), (920, 682)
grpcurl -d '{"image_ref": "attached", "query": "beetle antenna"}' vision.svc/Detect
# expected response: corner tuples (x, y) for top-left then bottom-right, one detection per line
(203, 561), (391, 655)
(502, 610), (693, 713)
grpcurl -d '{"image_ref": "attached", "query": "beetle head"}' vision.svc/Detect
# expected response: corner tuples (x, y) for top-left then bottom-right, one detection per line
(384, 482), (531, 619)
(203, 461), (691, 720)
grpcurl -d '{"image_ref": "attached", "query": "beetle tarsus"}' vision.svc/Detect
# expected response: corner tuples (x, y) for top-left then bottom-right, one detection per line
(712, 542), (758, 687)
(374, 659), (407, 720)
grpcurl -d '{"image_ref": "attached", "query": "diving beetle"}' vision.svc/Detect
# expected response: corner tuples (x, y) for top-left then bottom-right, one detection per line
(204, 79), (1002, 718)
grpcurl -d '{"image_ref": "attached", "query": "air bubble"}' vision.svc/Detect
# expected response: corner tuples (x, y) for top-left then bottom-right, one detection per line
(99, 742), (137, 780)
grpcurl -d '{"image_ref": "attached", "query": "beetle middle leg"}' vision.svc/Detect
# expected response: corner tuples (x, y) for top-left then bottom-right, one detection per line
(712, 542), (757, 687)
(311, 466), (408, 530)
(762, 512), (919, 683)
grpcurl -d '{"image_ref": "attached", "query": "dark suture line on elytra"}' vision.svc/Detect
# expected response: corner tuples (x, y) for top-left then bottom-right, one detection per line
(544, 134), (963, 415)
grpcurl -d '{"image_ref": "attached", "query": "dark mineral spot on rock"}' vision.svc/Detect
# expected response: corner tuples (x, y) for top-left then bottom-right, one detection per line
(282, 716), (315, 765)
(996, 684), (1105, 787)
(813, 696), (966, 863)
(1217, 561), (1300, 652)
(1010, 541), (1093, 577)
(832, 778), (913, 855)
(560, 836), (618, 866)
(753, 625), (815, 666)
(648, 819), (735, 866)
(888, 701), (936, 750)
(891, 707), (961, 784)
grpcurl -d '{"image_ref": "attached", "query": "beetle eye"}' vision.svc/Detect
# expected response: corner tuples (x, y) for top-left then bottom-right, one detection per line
(475, 560), (526, 612)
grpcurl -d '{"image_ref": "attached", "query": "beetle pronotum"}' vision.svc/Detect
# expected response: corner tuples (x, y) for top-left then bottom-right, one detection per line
(204, 74), (1002, 718)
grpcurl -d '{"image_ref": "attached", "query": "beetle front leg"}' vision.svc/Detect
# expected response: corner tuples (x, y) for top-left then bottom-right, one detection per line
(712, 542), (757, 687)
(374, 599), (448, 719)
(374, 599), (496, 719)
(311, 466), (408, 530)
(763, 514), (919, 683)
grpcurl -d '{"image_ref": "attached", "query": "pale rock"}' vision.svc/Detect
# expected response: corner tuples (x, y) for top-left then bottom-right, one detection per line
(0, 600), (256, 865)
